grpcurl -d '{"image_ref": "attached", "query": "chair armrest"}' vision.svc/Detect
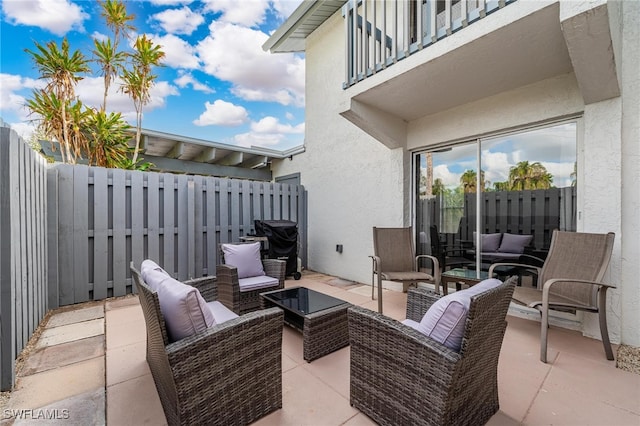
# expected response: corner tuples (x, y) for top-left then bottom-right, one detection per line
(184, 276), (217, 302)
(216, 264), (239, 311)
(166, 307), (284, 401)
(369, 255), (381, 274)
(263, 258), (286, 284)
(348, 306), (460, 399)
(406, 287), (441, 321)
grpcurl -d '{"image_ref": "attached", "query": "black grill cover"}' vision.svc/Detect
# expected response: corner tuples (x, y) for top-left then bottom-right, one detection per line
(254, 220), (298, 276)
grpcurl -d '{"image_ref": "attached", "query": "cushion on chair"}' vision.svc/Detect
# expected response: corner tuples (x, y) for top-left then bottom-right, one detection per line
(472, 232), (503, 252)
(415, 278), (503, 351)
(221, 242), (265, 279)
(206, 301), (239, 323)
(498, 233), (533, 254)
(238, 275), (280, 292)
(140, 259), (215, 342)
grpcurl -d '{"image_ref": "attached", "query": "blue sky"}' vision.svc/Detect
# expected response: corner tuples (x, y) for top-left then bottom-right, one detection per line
(1, 0), (305, 151)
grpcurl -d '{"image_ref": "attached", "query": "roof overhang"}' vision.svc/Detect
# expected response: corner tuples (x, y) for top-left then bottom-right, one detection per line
(262, 0), (346, 53)
(40, 128), (305, 181)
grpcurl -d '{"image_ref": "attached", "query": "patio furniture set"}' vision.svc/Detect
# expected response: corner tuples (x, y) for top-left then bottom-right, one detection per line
(129, 227), (615, 425)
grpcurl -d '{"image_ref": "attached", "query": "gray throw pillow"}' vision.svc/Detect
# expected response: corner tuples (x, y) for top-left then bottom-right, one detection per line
(498, 233), (533, 254)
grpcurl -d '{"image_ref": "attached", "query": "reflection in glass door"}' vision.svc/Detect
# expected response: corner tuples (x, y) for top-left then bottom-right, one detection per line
(415, 121), (578, 285)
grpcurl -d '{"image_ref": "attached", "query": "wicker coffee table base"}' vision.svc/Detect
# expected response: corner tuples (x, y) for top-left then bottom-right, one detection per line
(261, 296), (351, 362)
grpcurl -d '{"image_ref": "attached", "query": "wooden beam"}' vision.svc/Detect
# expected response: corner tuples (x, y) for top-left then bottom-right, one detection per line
(142, 154), (271, 181)
(217, 152), (243, 166)
(166, 142), (184, 159)
(194, 147), (217, 163)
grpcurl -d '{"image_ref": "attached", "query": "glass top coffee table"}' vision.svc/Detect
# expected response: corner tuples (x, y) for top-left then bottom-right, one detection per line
(260, 287), (351, 362)
(440, 268), (490, 295)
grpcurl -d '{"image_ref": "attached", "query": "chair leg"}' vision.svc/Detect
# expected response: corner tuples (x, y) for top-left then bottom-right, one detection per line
(376, 274), (383, 314)
(540, 304), (550, 363)
(598, 287), (614, 361)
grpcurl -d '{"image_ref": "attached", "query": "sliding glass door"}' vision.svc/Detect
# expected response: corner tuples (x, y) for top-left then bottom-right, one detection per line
(415, 121), (577, 285)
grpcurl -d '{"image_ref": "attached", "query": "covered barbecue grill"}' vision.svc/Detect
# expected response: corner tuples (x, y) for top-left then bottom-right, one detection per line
(254, 219), (301, 280)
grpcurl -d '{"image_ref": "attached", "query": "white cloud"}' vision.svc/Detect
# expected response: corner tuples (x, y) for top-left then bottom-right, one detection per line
(7, 122), (37, 141)
(202, 0), (269, 27)
(433, 164), (460, 188)
(174, 72), (215, 94)
(271, 0), (304, 20)
(151, 6), (204, 35)
(193, 99), (249, 126)
(2, 0), (88, 36)
(197, 21), (304, 106)
(148, 0), (194, 5)
(0, 73), (44, 121)
(76, 76), (179, 121)
(92, 31), (108, 42)
(285, 112), (294, 120)
(250, 116), (303, 134)
(233, 116), (304, 148)
(149, 33), (200, 69)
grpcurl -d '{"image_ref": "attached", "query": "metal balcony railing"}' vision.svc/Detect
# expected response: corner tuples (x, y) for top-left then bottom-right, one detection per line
(343, 0), (517, 88)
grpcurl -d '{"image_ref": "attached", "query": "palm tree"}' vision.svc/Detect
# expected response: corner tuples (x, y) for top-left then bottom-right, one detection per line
(84, 110), (133, 168)
(121, 34), (165, 164)
(25, 38), (90, 164)
(95, 0), (134, 111)
(508, 161), (553, 190)
(460, 169), (486, 193)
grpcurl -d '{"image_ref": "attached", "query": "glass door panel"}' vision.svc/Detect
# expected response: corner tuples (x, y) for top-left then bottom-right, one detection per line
(415, 121), (578, 287)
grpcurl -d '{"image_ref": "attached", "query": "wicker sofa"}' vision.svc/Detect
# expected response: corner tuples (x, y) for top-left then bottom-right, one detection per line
(349, 277), (517, 426)
(131, 264), (284, 426)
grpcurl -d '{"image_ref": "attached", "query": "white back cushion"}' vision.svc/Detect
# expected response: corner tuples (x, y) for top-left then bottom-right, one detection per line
(140, 259), (215, 342)
(417, 278), (503, 351)
(221, 242), (265, 279)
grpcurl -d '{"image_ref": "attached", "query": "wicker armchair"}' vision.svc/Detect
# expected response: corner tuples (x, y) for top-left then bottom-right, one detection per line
(131, 265), (284, 426)
(349, 277), (517, 426)
(217, 244), (286, 315)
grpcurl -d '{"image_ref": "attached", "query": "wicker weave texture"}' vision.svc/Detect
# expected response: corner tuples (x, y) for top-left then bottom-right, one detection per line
(217, 258), (285, 315)
(349, 277), (517, 426)
(131, 265), (284, 426)
(303, 303), (350, 362)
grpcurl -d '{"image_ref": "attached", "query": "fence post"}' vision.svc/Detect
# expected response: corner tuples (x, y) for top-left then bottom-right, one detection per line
(187, 180), (195, 279)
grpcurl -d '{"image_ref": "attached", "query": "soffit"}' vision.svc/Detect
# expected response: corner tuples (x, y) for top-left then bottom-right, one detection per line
(263, 0), (347, 52)
(350, 3), (574, 122)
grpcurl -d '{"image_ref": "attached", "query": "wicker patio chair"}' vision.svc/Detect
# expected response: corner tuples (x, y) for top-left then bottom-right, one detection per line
(370, 227), (440, 313)
(217, 242), (286, 315)
(349, 277), (517, 426)
(131, 264), (284, 426)
(489, 230), (615, 362)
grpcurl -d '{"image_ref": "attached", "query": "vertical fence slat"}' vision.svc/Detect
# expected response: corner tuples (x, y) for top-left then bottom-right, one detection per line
(241, 180), (251, 236)
(205, 178), (217, 272)
(130, 171), (145, 274)
(73, 166), (89, 303)
(162, 173), (175, 276)
(192, 177), (203, 278)
(92, 167), (108, 300)
(147, 172), (160, 263)
(112, 169), (127, 296)
(176, 175), (189, 280)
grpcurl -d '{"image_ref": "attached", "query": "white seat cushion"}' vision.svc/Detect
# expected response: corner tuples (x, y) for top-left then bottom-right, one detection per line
(416, 278), (503, 351)
(238, 275), (280, 292)
(206, 301), (239, 324)
(221, 242), (265, 278)
(140, 259), (215, 342)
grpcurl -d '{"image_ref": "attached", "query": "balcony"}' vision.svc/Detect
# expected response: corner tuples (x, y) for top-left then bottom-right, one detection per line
(343, 0), (518, 88)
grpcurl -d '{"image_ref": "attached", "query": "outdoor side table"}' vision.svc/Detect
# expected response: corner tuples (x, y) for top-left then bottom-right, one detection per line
(441, 268), (489, 295)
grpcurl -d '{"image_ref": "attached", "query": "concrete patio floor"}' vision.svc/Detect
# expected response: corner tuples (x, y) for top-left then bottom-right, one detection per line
(1, 271), (639, 425)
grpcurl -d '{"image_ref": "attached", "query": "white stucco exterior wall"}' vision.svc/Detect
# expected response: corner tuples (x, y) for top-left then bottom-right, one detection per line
(619, 0), (640, 347)
(271, 12), (408, 286)
(270, 0), (639, 347)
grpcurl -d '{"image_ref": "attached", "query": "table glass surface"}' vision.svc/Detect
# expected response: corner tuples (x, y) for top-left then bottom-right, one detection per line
(441, 268), (489, 280)
(262, 287), (347, 315)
